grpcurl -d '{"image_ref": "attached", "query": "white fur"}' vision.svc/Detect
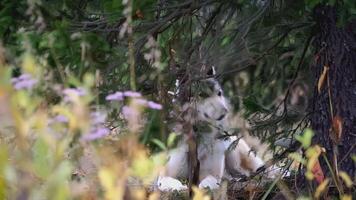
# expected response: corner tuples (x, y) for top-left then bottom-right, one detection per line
(199, 175), (219, 189)
(157, 176), (188, 191)
(158, 77), (274, 191)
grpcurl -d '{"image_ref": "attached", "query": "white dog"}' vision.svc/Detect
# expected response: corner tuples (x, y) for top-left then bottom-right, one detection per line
(158, 70), (270, 191)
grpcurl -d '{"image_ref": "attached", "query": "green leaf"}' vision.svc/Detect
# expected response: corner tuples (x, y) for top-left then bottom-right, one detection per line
(339, 171), (353, 188)
(151, 139), (166, 150)
(167, 133), (177, 148)
(352, 154), (356, 163)
(48, 161), (72, 200)
(33, 138), (52, 178)
(221, 37), (230, 46)
(289, 152), (306, 165)
(295, 128), (314, 149)
(0, 147), (8, 199)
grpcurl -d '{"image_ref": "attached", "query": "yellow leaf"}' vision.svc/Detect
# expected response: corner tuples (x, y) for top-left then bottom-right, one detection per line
(306, 151), (318, 170)
(99, 168), (124, 200)
(130, 188), (146, 200)
(339, 171), (353, 188)
(148, 192), (160, 200)
(341, 195), (352, 200)
(317, 65), (328, 93)
(314, 178), (329, 199)
(22, 53), (38, 75)
(131, 151), (154, 179)
(192, 186), (210, 200)
(288, 152), (306, 165)
(305, 146), (323, 181)
(306, 171), (314, 180)
(83, 73), (94, 86)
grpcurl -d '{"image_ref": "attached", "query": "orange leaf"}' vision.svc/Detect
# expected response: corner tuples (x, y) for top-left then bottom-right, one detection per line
(312, 159), (325, 184)
(314, 178), (330, 199)
(317, 65), (328, 93)
(332, 116), (343, 143)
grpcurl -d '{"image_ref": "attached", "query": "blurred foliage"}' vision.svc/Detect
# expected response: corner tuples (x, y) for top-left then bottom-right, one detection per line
(0, 0), (355, 199)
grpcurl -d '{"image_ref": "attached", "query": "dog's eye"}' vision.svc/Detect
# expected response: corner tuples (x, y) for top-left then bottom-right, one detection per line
(217, 90), (222, 96)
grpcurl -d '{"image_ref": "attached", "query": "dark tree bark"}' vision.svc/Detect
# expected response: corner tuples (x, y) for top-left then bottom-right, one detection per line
(310, 5), (356, 178)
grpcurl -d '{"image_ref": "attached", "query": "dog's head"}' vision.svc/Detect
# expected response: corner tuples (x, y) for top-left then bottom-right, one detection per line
(193, 67), (230, 127)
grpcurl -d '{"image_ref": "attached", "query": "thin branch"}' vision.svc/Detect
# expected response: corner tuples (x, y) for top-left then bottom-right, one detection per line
(185, 3), (224, 62)
(217, 23), (310, 78)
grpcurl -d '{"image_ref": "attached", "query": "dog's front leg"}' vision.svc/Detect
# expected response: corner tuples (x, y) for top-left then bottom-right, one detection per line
(157, 144), (189, 191)
(225, 137), (265, 177)
(198, 140), (226, 189)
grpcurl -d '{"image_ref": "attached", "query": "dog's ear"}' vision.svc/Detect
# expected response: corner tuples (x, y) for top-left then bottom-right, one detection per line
(207, 66), (216, 76)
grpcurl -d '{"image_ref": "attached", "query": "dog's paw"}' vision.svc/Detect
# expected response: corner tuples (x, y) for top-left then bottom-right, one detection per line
(198, 175), (220, 189)
(157, 176), (188, 191)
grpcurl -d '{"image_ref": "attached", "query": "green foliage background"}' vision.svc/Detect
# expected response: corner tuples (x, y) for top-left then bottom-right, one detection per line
(0, 0), (355, 199)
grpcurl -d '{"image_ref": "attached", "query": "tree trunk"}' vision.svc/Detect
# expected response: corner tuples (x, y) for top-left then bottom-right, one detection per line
(310, 5), (356, 178)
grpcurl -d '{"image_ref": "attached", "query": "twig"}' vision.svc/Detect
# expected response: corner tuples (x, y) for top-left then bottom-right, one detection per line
(261, 160), (293, 200)
(322, 154), (343, 196)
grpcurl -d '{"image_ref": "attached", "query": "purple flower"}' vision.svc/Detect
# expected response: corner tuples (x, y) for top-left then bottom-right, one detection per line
(82, 127), (110, 141)
(122, 106), (138, 120)
(63, 88), (86, 96)
(134, 98), (148, 106)
(147, 101), (162, 110)
(91, 111), (106, 124)
(123, 91), (142, 98)
(14, 79), (38, 90)
(53, 115), (69, 123)
(81, 111), (109, 141)
(11, 74), (31, 83)
(63, 87), (86, 102)
(106, 92), (124, 101)
(11, 73), (38, 90)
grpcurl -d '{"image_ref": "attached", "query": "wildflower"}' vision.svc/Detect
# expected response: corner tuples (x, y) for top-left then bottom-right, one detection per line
(11, 73), (38, 90)
(122, 106), (136, 120)
(147, 101), (162, 110)
(91, 111), (106, 124)
(63, 88), (86, 96)
(14, 79), (38, 90)
(52, 115), (69, 123)
(63, 87), (86, 102)
(123, 91), (142, 98)
(82, 127), (110, 141)
(133, 98), (148, 106)
(107, 90), (162, 110)
(81, 111), (109, 141)
(105, 91), (124, 101)
(11, 74), (31, 83)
